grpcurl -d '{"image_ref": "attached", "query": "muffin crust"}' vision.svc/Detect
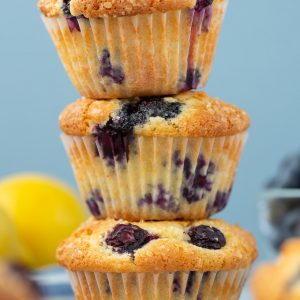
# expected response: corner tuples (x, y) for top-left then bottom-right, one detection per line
(38, 0), (214, 18)
(59, 92), (250, 138)
(38, 0), (62, 17)
(57, 218), (258, 273)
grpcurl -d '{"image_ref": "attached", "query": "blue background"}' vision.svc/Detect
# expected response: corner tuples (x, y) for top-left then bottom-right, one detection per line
(1, 0), (300, 262)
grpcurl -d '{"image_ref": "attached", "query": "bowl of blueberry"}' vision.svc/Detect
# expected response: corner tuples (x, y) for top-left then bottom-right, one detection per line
(260, 152), (300, 251)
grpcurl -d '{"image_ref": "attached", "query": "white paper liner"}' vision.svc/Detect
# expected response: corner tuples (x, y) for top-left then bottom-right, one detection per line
(42, 0), (228, 99)
(62, 132), (247, 220)
(68, 268), (250, 300)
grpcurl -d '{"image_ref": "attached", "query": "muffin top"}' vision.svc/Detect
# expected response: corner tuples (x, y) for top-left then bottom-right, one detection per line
(57, 218), (257, 273)
(60, 91), (250, 138)
(39, 0), (220, 18)
(251, 239), (300, 300)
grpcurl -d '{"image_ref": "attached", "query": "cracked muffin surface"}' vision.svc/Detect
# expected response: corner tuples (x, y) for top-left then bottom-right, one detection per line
(38, 0), (216, 17)
(57, 218), (258, 272)
(60, 91), (250, 138)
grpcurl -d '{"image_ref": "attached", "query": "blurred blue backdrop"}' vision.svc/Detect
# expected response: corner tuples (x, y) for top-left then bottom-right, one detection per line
(1, 0), (300, 261)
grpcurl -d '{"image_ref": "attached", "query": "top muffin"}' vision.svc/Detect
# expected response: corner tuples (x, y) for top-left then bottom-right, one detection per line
(39, 0), (228, 98)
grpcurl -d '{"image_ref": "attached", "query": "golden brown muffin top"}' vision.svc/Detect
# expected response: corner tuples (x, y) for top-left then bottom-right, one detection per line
(59, 91), (250, 138)
(57, 218), (258, 273)
(38, 0), (222, 18)
(251, 239), (300, 300)
(38, 0), (63, 17)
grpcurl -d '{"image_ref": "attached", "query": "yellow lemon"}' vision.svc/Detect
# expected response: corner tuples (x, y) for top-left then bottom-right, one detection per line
(0, 174), (86, 268)
(0, 207), (32, 264)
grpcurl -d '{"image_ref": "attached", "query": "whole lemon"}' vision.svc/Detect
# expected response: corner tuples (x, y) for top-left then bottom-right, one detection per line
(0, 207), (32, 264)
(0, 174), (86, 268)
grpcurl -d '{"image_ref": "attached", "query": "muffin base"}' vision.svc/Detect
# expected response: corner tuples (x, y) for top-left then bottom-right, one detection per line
(62, 132), (247, 220)
(69, 269), (250, 300)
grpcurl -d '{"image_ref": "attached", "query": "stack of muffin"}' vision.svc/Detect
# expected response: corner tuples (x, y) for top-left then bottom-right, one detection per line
(38, 0), (258, 298)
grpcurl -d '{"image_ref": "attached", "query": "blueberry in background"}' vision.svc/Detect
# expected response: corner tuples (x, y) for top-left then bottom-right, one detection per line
(265, 198), (300, 251)
(267, 152), (300, 188)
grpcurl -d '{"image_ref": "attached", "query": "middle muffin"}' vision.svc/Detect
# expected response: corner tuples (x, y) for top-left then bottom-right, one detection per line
(60, 91), (250, 220)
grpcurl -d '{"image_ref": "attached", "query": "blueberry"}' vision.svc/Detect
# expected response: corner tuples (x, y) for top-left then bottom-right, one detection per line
(173, 274), (181, 293)
(62, 0), (72, 18)
(266, 199), (300, 250)
(182, 187), (200, 203)
(105, 224), (159, 255)
(86, 190), (103, 218)
(208, 188), (232, 214)
(93, 127), (132, 167)
(91, 189), (104, 203)
(173, 150), (183, 167)
(66, 18), (80, 33)
(62, 0), (81, 32)
(182, 156), (216, 204)
(195, 0), (214, 12)
(183, 158), (192, 179)
(93, 97), (183, 166)
(185, 271), (196, 294)
(185, 68), (202, 91)
(138, 185), (179, 212)
(267, 152), (300, 188)
(100, 49), (125, 84)
(86, 199), (101, 218)
(188, 225), (226, 250)
(278, 208), (300, 247)
(202, 5), (214, 32)
(102, 276), (111, 294)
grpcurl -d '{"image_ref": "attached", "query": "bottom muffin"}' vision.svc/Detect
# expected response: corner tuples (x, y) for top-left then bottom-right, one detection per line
(57, 218), (258, 299)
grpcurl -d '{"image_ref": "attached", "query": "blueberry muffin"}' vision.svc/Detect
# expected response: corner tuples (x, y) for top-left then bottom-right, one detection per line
(38, 0), (228, 99)
(57, 218), (257, 300)
(0, 263), (40, 300)
(251, 239), (300, 300)
(60, 91), (250, 221)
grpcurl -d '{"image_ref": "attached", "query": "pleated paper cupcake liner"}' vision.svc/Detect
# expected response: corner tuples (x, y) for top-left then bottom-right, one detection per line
(68, 268), (250, 300)
(62, 132), (247, 220)
(42, 0), (227, 99)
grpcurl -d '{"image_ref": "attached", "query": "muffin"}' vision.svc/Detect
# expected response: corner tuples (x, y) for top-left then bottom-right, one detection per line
(57, 218), (258, 299)
(251, 239), (300, 300)
(0, 263), (40, 300)
(38, 0), (228, 99)
(60, 91), (250, 221)
(60, 92), (250, 221)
